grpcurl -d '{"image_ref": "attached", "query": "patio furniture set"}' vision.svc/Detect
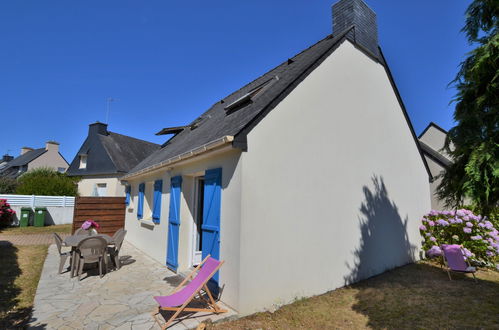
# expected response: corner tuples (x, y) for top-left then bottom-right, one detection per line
(54, 227), (228, 328)
(53, 228), (127, 280)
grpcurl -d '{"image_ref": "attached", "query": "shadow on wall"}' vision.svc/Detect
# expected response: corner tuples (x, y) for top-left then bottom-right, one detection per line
(0, 242), (36, 328)
(344, 175), (417, 285)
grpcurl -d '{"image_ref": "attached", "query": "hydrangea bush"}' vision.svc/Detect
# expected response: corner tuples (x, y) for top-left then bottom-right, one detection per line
(0, 199), (16, 228)
(420, 209), (499, 269)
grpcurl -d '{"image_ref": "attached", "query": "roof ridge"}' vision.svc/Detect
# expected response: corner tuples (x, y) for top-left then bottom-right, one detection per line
(200, 33), (336, 113)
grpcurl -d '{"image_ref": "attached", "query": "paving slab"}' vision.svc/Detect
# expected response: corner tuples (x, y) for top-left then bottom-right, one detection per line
(30, 241), (237, 329)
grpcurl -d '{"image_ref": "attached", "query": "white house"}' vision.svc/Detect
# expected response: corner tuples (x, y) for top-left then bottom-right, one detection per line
(0, 141), (69, 178)
(418, 122), (456, 210)
(122, 0), (431, 315)
(66, 122), (160, 197)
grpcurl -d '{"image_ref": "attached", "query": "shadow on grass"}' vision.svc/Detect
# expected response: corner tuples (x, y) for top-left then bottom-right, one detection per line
(0, 241), (32, 328)
(350, 262), (499, 328)
(345, 175), (499, 328)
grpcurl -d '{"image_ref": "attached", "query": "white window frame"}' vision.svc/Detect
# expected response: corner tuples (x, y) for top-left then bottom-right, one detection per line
(79, 155), (87, 169)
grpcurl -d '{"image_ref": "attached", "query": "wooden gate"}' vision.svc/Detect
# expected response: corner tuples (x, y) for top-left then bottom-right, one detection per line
(72, 197), (126, 236)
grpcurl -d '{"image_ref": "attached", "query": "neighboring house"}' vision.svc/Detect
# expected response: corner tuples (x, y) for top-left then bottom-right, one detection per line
(122, 0), (431, 315)
(66, 122), (160, 197)
(0, 142), (69, 178)
(0, 154), (14, 172)
(418, 122), (454, 210)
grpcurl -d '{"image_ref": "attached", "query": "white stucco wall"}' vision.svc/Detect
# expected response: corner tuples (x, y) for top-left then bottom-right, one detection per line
(424, 155), (448, 211)
(419, 126), (452, 161)
(11, 206), (73, 225)
(77, 176), (125, 197)
(124, 148), (243, 310)
(28, 144), (69, 172)
(237, 40), (431, 314)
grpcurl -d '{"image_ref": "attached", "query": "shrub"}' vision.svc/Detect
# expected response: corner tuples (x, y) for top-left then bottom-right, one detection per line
(0, 199), (16, 228)
(420, 209), (499, 269)
(463, 205), (499, 230)
(16, 167), (79, 196)
(0, 177), (18, 194)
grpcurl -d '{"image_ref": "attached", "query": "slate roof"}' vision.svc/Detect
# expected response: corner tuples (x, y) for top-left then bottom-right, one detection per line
(101, 132), (161, 173)
(66, 127), (160, 176)
(5, 148), (46, 167)
(127, 27), (430, 180)
(128, 30), (354, 176)
(0, 148), (47, 178)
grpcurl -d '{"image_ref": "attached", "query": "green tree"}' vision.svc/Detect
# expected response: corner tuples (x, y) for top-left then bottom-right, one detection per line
(0, 177), (18, 194)
(438, 0), (499, 216)
(16, 167), (80, 196)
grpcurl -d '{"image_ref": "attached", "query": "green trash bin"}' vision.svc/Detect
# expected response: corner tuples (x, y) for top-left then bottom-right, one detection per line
(20, 207), (32, 227)
(34, 207), (47, 227)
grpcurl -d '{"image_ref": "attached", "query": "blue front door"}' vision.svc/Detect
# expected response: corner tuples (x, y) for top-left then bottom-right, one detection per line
(166, 176), (182, 271)
(201, 168), (222, 288)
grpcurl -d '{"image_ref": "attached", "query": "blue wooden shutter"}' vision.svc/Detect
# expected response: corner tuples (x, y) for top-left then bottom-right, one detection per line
(152, 179), (163, 223)
(137, 183), (145, 219)
(166, 176), (182, 271)
(125, 185), (131, 206)
(202, 168), (222, 287)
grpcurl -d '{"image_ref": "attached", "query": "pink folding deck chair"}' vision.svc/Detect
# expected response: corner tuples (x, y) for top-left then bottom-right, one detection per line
(441, 244), (477, 282)
(151, 255), (227, 329)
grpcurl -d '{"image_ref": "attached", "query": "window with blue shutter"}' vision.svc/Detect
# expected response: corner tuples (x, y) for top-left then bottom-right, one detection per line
(152, 179), (163, 223)
(137, 183), (145, 219)
(125, 185), (131, 206)
(166, 176), (182, 271)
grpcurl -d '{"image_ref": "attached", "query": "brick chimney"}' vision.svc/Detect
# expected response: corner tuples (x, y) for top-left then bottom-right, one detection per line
(21, 147), (34, 155)
(89, 121), (108, 136)
(332, 0), (379, 57)
(45, 141), (60, 152)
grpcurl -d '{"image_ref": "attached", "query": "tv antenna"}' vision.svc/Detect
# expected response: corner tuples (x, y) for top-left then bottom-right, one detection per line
(106, 97), (119, 124)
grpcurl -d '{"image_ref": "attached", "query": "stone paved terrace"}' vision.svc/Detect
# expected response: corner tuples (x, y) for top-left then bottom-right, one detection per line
(30, 242), (236, 329)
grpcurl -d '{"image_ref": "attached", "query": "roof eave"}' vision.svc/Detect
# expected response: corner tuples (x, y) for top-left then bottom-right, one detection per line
(121, 135), (235, 180)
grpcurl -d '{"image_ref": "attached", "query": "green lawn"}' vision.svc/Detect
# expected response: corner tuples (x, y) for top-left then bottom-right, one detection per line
(0, 224), (72, 235)
(0, 244), (48, 329)
(207, 261), (499, 329)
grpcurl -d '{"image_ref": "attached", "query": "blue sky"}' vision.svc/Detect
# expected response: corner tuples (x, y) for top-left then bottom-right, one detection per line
(0, 0), (472, 162)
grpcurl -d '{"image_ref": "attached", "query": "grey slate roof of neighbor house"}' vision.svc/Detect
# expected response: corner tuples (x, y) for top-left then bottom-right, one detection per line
(66, 122), (161, 176)
(0, 148), (47, 178)
(5, 148), (46, 167)
(127, 0), (431, 179)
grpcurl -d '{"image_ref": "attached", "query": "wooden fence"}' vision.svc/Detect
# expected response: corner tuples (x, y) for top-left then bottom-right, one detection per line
(72, 197), (126, 236)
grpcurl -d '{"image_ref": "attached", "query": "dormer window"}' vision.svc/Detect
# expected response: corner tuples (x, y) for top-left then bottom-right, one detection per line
(79, 155), (87, 169)
(224, 76), (278, 114)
